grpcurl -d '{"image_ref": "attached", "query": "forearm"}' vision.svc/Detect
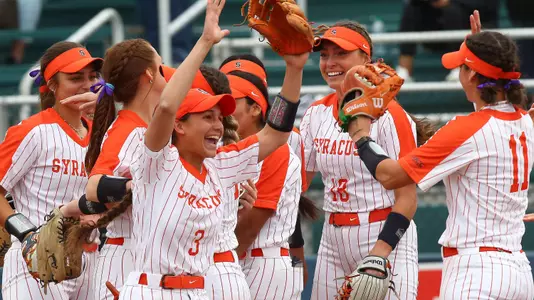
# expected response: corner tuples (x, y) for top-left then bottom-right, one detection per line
(234, 223), (260, 256)
(145, 38), (213, 151)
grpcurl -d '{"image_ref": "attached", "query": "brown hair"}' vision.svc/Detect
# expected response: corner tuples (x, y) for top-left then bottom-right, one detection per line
(407, 113), (435, 146)
(38, 41), (87, 110)
(465, 31), (526, 108)
(85, 39), (156, 173)
(315, 20), (373, 58)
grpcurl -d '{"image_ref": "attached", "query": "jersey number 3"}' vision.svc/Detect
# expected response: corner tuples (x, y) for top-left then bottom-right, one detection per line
(509, 132), (528, 193)
(188, 230), (205, 256)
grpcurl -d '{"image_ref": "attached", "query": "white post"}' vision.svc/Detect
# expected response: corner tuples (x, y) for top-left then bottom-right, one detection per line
(158, 0), (172, 66)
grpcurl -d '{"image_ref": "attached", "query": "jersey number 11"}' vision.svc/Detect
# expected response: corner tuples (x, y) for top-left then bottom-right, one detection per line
(509, 132), (528, 193)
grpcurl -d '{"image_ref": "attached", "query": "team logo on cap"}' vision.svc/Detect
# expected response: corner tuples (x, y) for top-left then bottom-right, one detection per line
(331, 29), (337, 35)
(196, 88), (209, 95)
(235, 61), (241, 68)
(79, 50), (86, 56)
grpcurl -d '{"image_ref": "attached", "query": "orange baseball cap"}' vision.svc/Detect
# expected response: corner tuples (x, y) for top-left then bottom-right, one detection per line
(220, 59), (268, 87)
(175, 88), (235, 120)
(160, 65), (215, 95)
(313, 26), (371, 56)
(442, 41), (521, 80)
(227, 75), (268, 118)
(44, 47), (103, 81)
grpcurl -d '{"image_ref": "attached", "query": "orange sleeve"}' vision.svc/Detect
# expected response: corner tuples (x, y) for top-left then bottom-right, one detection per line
(387, 101), (417, 158)
(90, 121), (136, 177)
(0, 122), (39, 189)
(217, 134), (259, 154)
(398, 113), (490, 184)
(254, 144), (290, 210)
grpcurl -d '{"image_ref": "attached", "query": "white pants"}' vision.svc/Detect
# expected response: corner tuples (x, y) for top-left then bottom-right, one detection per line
(204, 251), (250, 300)
(119, 272), (208, 300)
(2, 241), (97, 300)
(440, 250), (534, 299)
(240, 255), (302, 300)
(311, 216), (419, 300)
(93, 240), (135, 300)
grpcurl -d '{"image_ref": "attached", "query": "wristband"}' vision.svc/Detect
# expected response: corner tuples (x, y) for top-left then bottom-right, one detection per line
(355, 136), (390, 179)
(97, 176), (130, 204)
(78, 194), (108, 215)
(5, 213), (37, 243)
(266, 94), (300, 132)
(377, 212), (410, 250)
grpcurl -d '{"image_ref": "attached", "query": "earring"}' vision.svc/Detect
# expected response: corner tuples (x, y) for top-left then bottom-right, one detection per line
(149, 79), (153, 84)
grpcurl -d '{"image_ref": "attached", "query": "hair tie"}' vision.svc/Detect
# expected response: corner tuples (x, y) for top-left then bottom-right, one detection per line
(90, 78), (115, 103)
(29, 69), (44, 87)
(477, 82), (497, 89)
(504, 79), (521, 90)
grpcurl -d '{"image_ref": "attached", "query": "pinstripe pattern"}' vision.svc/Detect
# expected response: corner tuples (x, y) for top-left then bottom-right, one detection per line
(93, 244), (134, 300)
(440, 251), (534, 299)
(119, 285), (209, 300)
(129, 136), (260, 281)
(241, 257), (300, 300)
(310, 217), (418, 300)
(205, 259), (251, 300)
(3, 242), (97, 300)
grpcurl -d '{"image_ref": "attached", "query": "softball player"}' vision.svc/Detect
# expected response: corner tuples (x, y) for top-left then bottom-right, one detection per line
(221, 66), (303, 299)
(348, 30), (534, 300)
(0, 41), (102, 299)
(119, 1), (308, 299)
(301, 21), (428, 300)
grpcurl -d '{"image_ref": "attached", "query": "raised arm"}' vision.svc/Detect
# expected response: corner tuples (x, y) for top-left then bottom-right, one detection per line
(144, 0), (230, 151)
(255, 53), (309, 162)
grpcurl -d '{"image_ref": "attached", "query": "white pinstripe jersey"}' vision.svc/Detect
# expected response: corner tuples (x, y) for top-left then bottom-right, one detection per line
(300, 94), (417, 213)
(248, 143), (302, 250)
(0, 108), (90, 226)
(130, 135), (260, 275)
(90, 110), (147, 239)
(399, 103), (534, 251)
(214, 129), (305, 253)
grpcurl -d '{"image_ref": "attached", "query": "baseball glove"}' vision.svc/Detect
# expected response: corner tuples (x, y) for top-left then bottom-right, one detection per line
(241, 0), (314, 55)
(338, 62), (404, 132)
(21, 208), (84, 293)
(0, 227), (12, 267)
(335, 255), (397, 300)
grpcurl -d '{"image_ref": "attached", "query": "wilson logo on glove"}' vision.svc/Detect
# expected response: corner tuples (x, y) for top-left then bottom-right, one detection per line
(372, 98), (384, 108)
(345, 102), (367, 113)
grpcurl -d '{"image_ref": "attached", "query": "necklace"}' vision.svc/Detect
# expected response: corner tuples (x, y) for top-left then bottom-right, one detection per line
(53, 107), (86, 137)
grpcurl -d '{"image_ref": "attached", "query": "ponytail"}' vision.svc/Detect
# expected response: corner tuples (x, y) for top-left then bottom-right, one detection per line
(407, 113), (436, 146)
(84, 93), (116, 173)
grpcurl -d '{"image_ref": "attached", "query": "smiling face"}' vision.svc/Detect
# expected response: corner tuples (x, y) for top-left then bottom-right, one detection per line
(51, 65), (99, 101)
(175, 105), (225, 159)
(319, 41), (370, 93)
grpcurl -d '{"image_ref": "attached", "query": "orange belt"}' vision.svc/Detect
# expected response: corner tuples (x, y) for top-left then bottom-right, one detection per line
(82, 243), (98, 253)
(105, 237), (125, 246)
(213, 251), (235, 263)
(329, 207), (392, 227)
(138, 273), (204, 289)
(250, 247), (290, 257)
(443, 246), (524, 258)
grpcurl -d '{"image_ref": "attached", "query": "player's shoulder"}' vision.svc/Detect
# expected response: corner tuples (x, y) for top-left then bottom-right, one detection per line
(105, 111), (147, 142)
(3, 109), (58, 141)
(303, 93), (337, 115)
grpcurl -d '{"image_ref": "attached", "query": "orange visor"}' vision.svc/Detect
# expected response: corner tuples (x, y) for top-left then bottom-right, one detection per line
(220, 59), (268, 87)
(227, 75), (268, 118)
(313, 26), (371, 56)
(44, 47), (103, 81)
(175, 88), (235, 120)
(160, 65), (215, 95)
(442, 42), (521, 80)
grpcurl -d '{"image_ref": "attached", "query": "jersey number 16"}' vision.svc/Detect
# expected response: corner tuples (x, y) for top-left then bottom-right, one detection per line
(509, 132), (528, 193)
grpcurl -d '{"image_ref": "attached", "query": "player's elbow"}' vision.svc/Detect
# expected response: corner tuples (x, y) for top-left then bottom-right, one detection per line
(377, 173), (399, 190)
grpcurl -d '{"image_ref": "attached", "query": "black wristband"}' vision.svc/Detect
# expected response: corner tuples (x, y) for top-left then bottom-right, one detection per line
(78, 194), (108, 215)
(5, 213), (37, 242)
(97, 175), (130, 204)
(377, 212), (410, 250)
(266, 94), (300, 132)
(289, 214), (304, 248)
(356, 136), (390, 180)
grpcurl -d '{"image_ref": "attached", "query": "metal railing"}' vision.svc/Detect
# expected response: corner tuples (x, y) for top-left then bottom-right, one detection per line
(0, 8), (125, 135)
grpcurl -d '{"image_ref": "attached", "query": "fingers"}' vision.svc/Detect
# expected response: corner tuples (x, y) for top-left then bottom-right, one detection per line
(239, 198), (254, 210)
(470, 10), (481, 35)
(524, 213), (534, 222)
(241, 181), (257, 199)
(60, 92), (97, 105)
